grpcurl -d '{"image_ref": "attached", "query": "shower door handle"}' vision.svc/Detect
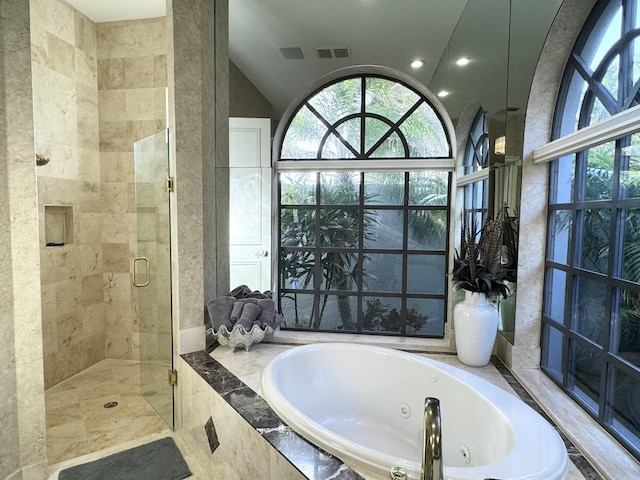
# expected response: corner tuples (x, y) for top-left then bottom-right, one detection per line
(131, 257), (150, 287)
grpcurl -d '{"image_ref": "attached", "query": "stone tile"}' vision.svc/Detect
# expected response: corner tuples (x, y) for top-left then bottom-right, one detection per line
(74, 10), (96, 56)
(102, 242), (129, 272)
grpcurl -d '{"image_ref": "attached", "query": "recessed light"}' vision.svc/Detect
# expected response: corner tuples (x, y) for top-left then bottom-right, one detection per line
(437, 90), (449, 98)
(456, 57), (470, 66)
(410, 59), (424, 69)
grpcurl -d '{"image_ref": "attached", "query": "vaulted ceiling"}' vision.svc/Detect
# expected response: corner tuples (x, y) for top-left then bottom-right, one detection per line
(65, 0), (563, 122)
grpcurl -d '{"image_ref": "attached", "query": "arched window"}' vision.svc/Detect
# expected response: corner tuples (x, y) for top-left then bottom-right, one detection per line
(275, 69), (454, 337)
(542, 0), (640, 460)
(462, 108), (490, 227)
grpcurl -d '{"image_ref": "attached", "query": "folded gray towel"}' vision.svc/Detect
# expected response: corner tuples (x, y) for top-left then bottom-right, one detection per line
(236, 302), (261, 330)
(230, 301), (244, 324)
(207, 296), (235, 330)
(256, 298), (275, 326)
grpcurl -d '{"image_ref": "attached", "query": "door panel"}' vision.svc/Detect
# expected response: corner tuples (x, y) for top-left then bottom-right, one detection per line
(229, 118), (272, 292)
(133, 130), (174, 429)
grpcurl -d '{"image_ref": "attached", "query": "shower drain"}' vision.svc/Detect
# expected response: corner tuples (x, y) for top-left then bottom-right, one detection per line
(103, 401), (118, 409)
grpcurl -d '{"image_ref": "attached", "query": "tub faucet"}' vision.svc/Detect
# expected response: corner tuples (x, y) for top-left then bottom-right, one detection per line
(422, 397), (443, 480)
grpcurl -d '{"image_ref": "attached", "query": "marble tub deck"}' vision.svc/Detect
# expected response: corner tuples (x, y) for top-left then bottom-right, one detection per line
(183, 342), (603, 480)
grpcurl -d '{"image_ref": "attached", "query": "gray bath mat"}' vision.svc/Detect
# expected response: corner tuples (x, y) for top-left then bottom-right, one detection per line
(58, 437), (191, 480)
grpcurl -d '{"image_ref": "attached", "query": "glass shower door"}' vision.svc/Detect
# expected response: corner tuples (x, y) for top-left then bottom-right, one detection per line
(132, 130), (174, 429)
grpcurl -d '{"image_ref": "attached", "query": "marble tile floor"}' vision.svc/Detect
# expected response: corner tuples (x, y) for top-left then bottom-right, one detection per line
(45, 359), (207, 479)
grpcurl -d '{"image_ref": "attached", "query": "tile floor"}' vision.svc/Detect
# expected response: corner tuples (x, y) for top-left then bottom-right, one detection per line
(45, 359), (207, 479)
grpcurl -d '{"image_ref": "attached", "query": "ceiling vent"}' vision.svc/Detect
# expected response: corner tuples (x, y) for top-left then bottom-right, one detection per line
(315, 47), (351, 59)
(280, 47), (305, 60)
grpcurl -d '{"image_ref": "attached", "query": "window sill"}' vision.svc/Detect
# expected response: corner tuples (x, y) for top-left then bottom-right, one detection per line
(511, 367), (640, 479)
(264, 329), (454, 353)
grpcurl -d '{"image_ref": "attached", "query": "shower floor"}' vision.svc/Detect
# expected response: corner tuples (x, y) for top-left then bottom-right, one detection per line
(45, 359), (206, 479)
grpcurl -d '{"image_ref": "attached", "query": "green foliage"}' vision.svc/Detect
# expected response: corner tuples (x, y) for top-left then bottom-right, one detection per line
(280, 173), (378, 329)
(361, 298), (428, 333)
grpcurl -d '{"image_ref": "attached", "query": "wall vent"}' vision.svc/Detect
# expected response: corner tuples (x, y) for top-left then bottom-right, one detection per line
(315, 47), (351, 59)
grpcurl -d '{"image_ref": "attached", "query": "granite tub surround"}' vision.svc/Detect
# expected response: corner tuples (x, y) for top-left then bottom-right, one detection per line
(179, 342), (609, 480)
(180, 349), (364, 480)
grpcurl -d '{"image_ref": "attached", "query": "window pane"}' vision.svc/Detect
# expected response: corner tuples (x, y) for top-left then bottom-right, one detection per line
(364, 253), (402, 293)
(362, 296), (402, 333)
(620, 133), (640, 200)
(579, 208), (610, 274)
(615, 287), (640, 368)
(365, 117), (392, 154)
(281, 172), (317, 205)
(370, 132), (406, 158)
(622, 208), (640, 282)
(335, 118), (361, 155)
(568, 339), (602, 414)
(321, 133), (356, 159)
(364, 172), (404, 206)
(585, 141), (614, 201)
(590, 96), (611, 125)
(365, 77), (419, 122)
(406, 298), (444, 336)
(586, 4), (621, 70)
(573, 276), (608, 346)
(281, 105), (326, 159)
(600, 55), (620, 108)
(547, 210), (572, 265)
(408, 211), (447, 250)
(407, 255), (445, 294)
(319, 253), (358, 291)
(280, 293), (315, 328)
(317, 295), (357, 331)
(319, 210), (360, 249)
(408, 171), (448, 205)
(607, 366), (640, 457)
(280, 251), (315, 288)
(308, 77), (361, 124)
(544, 268), (567, 323)
(281, 209), (315, 246)
(550, 155), (575, 204)
(400, 103), (449, 157)
(542, 323), (564, 381)
(365, 209), (403, 250)
(320, 172), (360, 205)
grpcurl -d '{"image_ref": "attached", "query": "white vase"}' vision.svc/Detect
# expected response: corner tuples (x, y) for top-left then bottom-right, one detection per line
(454, 290), (498, 367)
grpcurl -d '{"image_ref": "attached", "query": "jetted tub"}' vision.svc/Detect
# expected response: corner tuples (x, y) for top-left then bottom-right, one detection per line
(261, 343), (568, 480)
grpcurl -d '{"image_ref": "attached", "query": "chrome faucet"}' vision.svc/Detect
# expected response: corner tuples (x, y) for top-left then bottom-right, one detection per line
(422, 397), (443, 480)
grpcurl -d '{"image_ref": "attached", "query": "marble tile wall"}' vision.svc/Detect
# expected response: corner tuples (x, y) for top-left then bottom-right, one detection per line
(168, 0), (230, 352)
(97, 16), (167, 361)
(31, 0), (104, 389)
(33, 0), (169, 388)
(1, 1), (48, 478)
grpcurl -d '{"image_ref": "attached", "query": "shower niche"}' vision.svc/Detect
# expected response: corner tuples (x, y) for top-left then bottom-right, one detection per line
(44, 205), (74, 247)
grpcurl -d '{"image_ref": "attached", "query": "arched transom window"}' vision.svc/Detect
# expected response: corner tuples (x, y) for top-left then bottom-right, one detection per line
(275, 70), (454, 338)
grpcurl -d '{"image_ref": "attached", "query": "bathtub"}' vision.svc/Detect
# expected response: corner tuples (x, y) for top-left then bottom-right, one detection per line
(261, 343), (568, 480)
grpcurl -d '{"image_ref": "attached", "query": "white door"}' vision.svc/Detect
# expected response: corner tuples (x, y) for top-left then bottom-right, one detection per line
(229, 117), (272, 293)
